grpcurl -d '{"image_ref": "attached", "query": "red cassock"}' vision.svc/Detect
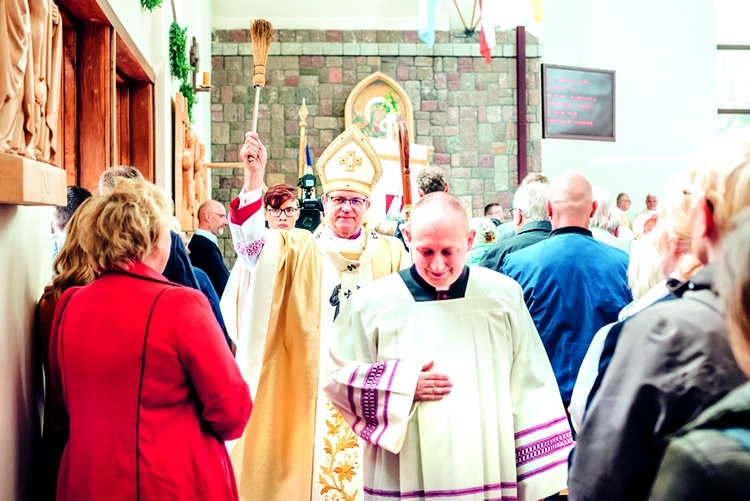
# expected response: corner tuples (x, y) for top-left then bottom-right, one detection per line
(49, 262), (251, 500)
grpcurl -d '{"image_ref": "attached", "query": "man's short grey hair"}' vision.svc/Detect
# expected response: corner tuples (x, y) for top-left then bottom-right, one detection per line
(513, 182), (550, 223)
(98, 165), (144, 194)
(416, 166), (447, 195)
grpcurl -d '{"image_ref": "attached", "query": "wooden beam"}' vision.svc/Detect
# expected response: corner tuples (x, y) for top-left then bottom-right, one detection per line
(78, 23), (114, 192)
(116, 33), (154, 83)
(61, 26), (78, 185)
(117, 83), (131, 166)
(56, 0), (155, 83)
(0, 154), (67, 206)
(205, 162), (244, 168)
(130, 83), (155, 181)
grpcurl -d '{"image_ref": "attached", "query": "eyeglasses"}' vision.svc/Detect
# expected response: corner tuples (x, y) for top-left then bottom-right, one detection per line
(510, 207), (524, 215)
(266, 207), (299, 217)
(328, 196), (367, 207)
(209, 211), (227, 220)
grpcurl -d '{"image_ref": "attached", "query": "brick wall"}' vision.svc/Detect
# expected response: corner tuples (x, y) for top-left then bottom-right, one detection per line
(211, 29), (542, 268)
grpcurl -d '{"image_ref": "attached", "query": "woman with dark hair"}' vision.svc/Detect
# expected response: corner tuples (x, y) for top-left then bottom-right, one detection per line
(263, 183), (299, 230)
(48, 179), (251, 499)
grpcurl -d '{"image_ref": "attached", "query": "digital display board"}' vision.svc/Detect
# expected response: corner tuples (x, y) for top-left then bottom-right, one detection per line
(542, 64), (615, 141)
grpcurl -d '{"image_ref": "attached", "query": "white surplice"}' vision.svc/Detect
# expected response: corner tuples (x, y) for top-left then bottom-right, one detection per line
(324, 266), (573, 501)
(221, 189), (409, 501)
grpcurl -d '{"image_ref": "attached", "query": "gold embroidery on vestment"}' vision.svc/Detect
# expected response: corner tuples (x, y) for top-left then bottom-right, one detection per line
(318, 398), (360, 501)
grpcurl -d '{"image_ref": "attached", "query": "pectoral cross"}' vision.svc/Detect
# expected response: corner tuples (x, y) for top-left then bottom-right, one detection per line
(339, 150), (362, 172)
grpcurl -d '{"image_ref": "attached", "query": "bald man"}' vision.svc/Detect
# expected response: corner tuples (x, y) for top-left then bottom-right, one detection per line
(499, 172), (631, 405)
(188, 200), (230, 297)
(324, 192), (572, 501)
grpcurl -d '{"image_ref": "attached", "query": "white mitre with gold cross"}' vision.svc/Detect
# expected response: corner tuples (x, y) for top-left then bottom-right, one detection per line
(316, 125), (383, 198)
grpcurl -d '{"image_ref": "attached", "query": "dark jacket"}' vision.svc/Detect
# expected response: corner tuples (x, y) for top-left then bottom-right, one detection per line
(568, 265), (748, 501)
(188, 233), (230, 297)
(649, 381), (750, 500)
(164, 231), (231, 350)
(478, 220), (551, 271)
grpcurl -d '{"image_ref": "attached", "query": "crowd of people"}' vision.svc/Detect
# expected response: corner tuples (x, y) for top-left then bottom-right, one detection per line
(38, 125), (750, 501)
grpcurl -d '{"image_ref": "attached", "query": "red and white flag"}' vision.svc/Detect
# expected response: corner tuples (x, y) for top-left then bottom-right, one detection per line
(478, 0), (499, 64)
(479, 0), (544, 64)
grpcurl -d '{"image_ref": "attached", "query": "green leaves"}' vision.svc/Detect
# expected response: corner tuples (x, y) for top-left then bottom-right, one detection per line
(169, 22), (196, 123)
(140, 0), (163, 11)
(169, 22), (191, 81)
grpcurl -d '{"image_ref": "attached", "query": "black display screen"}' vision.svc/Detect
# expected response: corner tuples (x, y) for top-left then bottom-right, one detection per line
(542, 64), (616, 141)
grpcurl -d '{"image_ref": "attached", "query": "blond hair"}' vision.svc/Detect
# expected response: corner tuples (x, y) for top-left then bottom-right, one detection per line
(627, 229), (664, 300)
(44, 198), (98, 302)
(657, 175), (692, 249)
(688, 128), (750, 237)
(79, 178), (172, 273)
(717, 208), (750, 375)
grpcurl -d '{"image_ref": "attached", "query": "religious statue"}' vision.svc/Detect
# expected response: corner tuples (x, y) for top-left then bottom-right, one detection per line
(0, 0), (63, 163)
(182, 129), (196, 217)
(194, 141), (207, 207)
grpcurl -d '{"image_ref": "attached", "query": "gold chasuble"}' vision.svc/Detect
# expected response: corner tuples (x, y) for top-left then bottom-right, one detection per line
(226, 228), (322, 501)
(224, 124), (409, 500)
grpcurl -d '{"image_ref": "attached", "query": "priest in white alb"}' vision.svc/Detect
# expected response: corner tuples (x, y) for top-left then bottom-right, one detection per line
(324, 192), (573, 501)
(222, 126), (409, 500)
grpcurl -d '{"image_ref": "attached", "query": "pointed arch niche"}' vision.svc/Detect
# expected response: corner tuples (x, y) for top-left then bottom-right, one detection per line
(345, 72), (414, 142)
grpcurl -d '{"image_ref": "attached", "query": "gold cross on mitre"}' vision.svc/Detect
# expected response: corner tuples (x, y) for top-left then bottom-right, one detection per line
(339, 149), (362, 172)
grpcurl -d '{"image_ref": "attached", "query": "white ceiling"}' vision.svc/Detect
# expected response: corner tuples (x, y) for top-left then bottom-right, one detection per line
(211, 0), (494, 32)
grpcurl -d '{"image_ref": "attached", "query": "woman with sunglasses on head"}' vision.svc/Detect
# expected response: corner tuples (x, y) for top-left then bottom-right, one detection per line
(263, 183), (300, 230)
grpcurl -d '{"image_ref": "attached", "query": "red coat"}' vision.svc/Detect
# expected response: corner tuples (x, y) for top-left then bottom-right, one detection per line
(49, 262), (251, 500)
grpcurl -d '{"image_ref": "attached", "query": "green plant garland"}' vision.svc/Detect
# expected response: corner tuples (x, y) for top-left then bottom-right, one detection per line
(140, 0), (163, 11)
(179, 81), (196, 123)
(168, 22), (196, 122)
(169, 22), (191, 81)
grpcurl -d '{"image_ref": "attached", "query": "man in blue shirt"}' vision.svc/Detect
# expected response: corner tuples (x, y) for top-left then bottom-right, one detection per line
(500, 171), (631, 404)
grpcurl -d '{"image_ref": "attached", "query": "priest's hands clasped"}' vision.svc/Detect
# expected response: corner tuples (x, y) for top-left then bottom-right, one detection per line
(414, 361), (453, 402)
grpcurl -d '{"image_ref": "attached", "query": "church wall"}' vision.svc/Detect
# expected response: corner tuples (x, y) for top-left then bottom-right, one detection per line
(108, 0), (214, 193)
(0, 1), (214, 498)
(0, 205), (53, 500)
(211, 29), (541, 269)
(540, 0), (717, 217)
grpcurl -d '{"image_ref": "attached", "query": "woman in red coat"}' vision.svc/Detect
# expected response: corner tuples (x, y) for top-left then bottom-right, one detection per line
(48, 179), (252, 500)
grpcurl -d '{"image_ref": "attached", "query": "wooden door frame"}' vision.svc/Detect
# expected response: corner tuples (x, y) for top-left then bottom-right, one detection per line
(56, 0), (155, 190)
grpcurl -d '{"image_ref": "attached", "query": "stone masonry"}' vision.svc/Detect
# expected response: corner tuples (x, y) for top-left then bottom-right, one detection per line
(210, 29), (542, 268)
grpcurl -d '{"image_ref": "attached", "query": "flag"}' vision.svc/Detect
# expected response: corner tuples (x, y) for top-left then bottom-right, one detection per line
(305, 142), (313, 170)
(532, 0), (544, 23)
(478, 0), (497, 64)
(479, 0), (544, 64)
(418, 0), (438, 47)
